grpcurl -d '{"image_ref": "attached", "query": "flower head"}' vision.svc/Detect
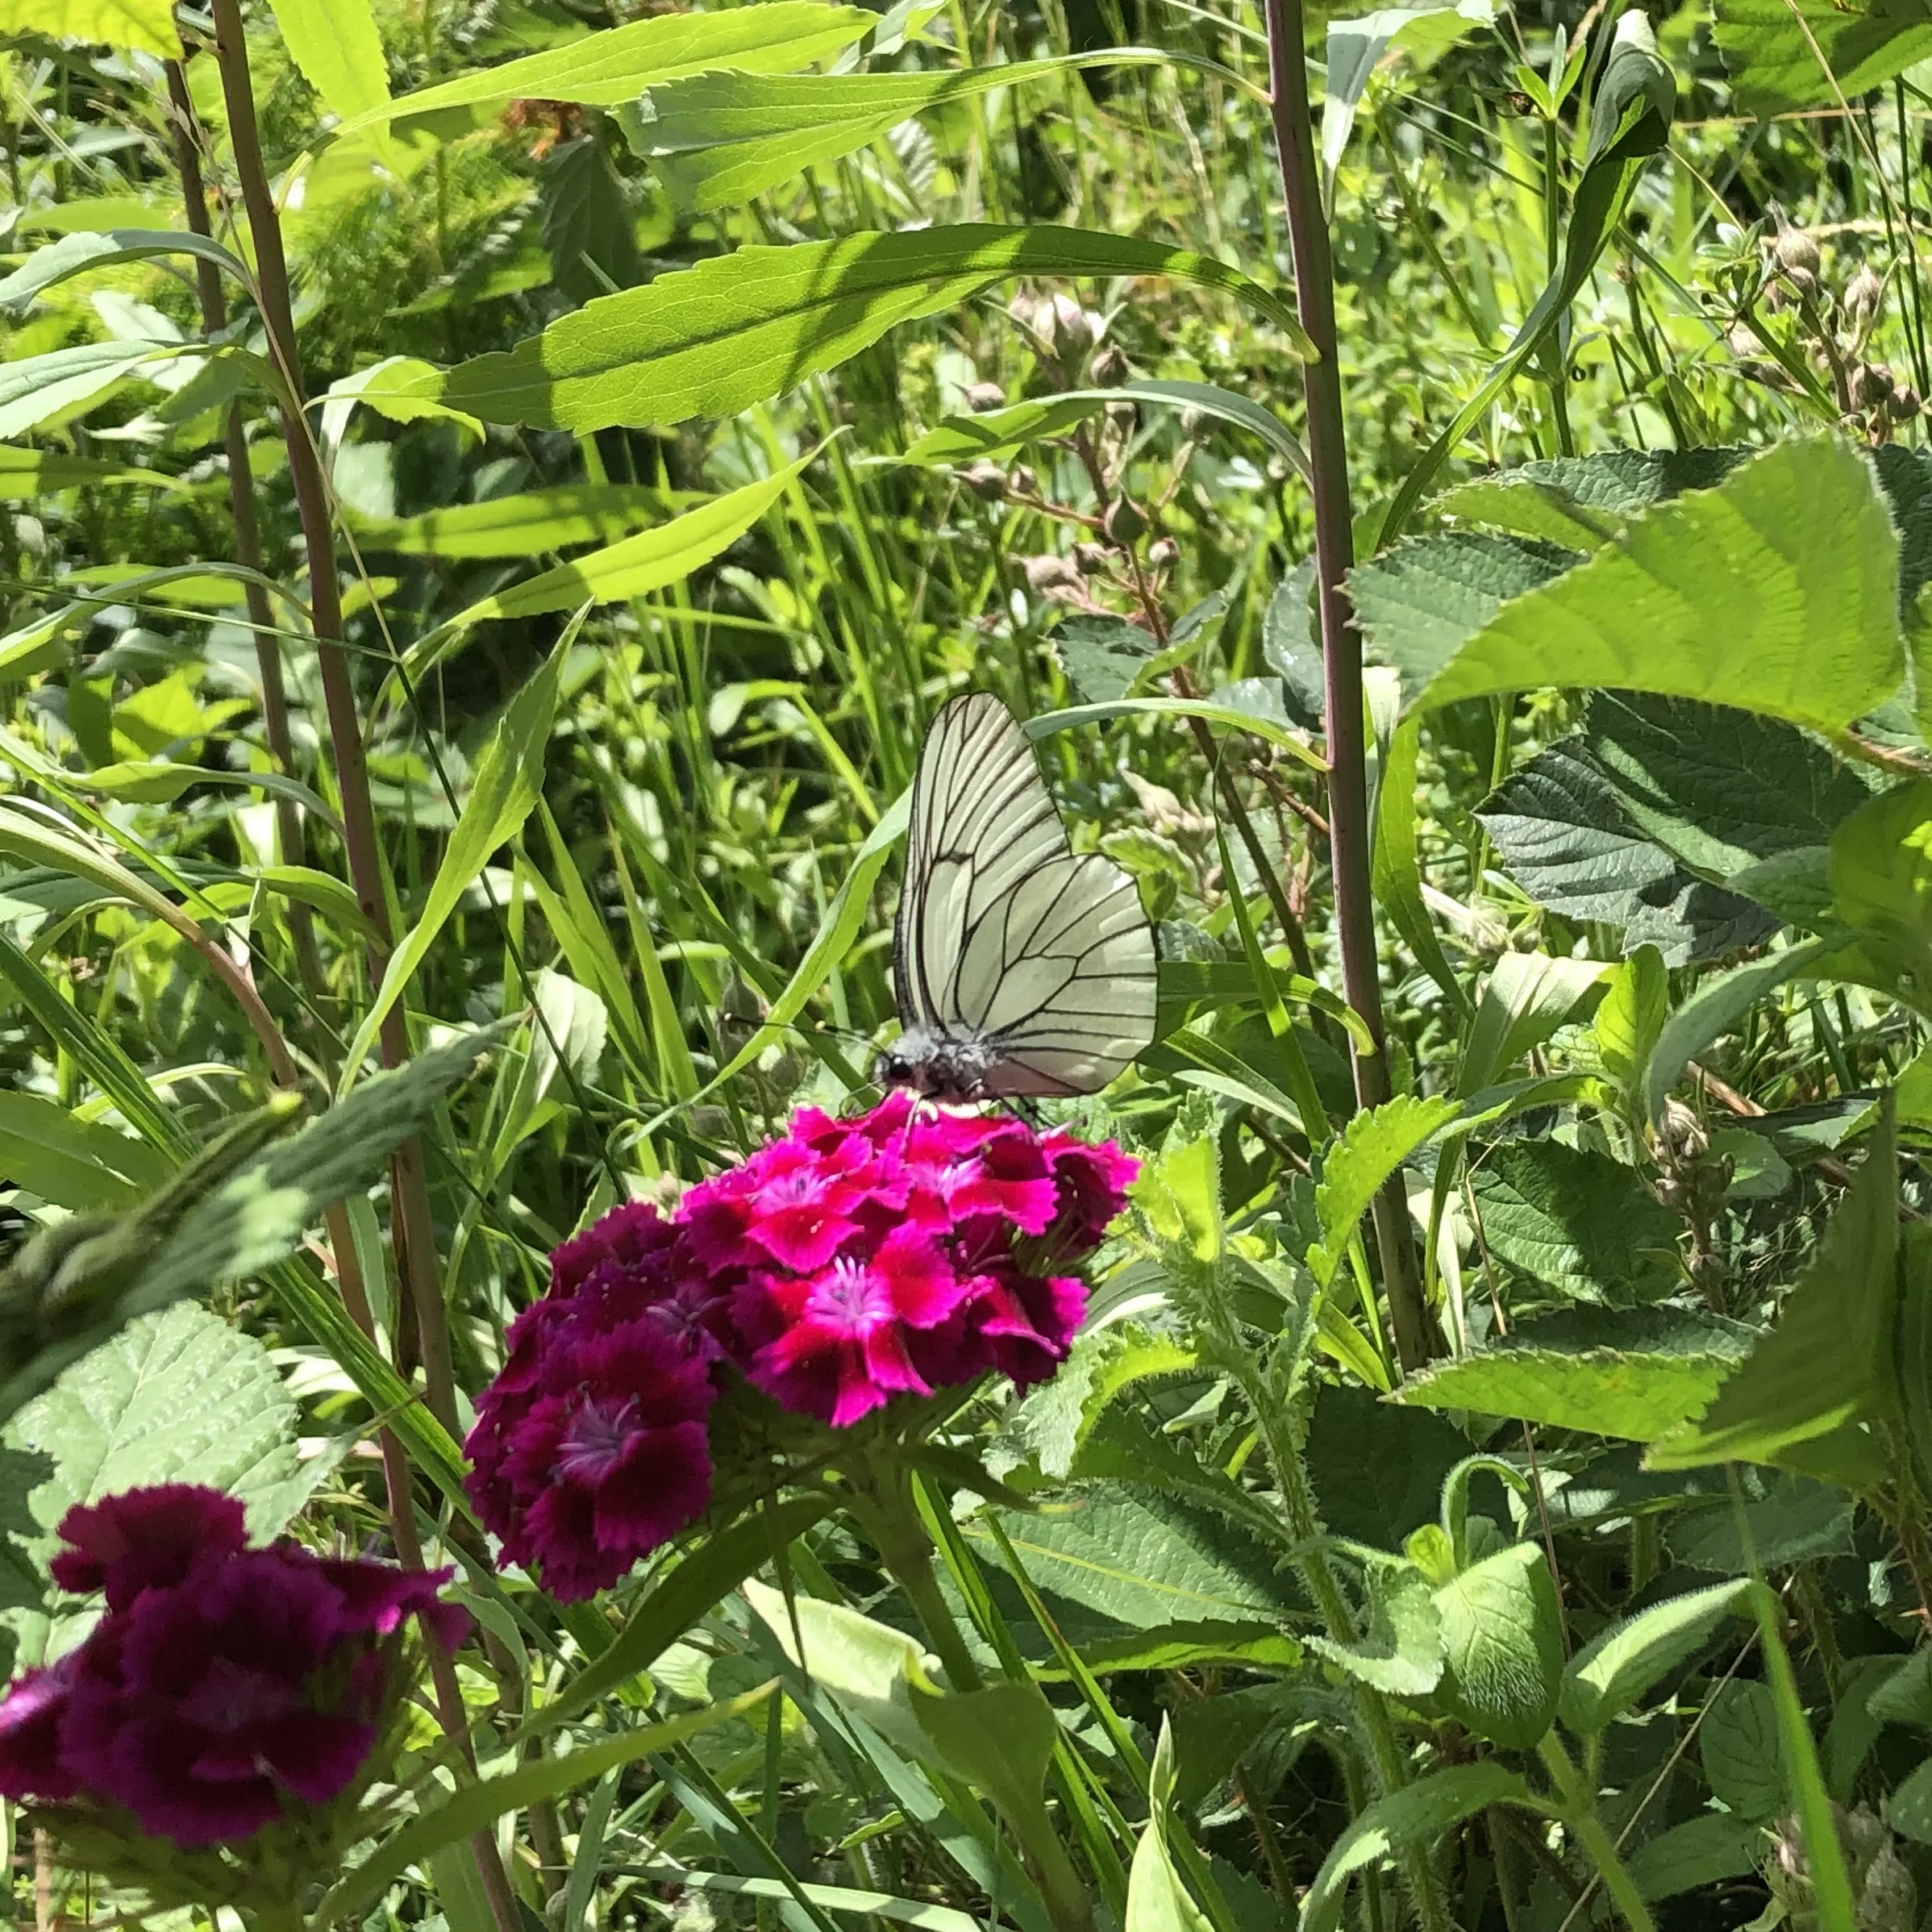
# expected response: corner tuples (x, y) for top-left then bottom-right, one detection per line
(0, 1484), (463, 1854)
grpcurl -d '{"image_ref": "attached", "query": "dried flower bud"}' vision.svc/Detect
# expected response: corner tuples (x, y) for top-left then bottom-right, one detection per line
(1859, 361), (1896, 408)
(964, 381), (1008, 413)
(1845, 263), (1884, 331)
(1007, 291), (1040, 332)
(960, 461), (1008, 501)
(1726, 323), (1766, 360)
(1044, 293), (1099, 358)
(1179, 407), (1208, 439)
(1773, 223), (1821, 278)
(1089, 343), (1129, 386)
(1023, 552), (1083, 595)
(1072, 541), (1110, 576)
(1103, 497), (1147, 545)
(1147, 535), (1180, 568)
(1657, 1096), (1708, 1163)
(1008, 463), (1038, 498)
(1894, 383), (1922, 421)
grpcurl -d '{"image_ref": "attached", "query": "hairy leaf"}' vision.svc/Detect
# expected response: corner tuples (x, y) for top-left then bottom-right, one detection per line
(1559, 1580), (1752, 1734)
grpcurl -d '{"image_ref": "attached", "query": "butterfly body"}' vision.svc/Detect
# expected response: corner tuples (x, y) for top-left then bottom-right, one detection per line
(881, 692), (1158, 1100)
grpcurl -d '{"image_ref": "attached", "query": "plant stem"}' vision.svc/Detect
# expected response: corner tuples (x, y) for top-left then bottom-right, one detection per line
(1537, 1734), (1657, 1932)
(205, 0), (464, 1441)
(1261, 0), (1438, 1369)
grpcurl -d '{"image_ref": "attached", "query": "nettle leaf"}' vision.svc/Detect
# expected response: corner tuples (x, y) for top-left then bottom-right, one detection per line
(1467, 1140), (1680, 1303)
(1053, 615), (1170, 706)
(1432, 1543), (1564, 1749)
(1391, 1305), (1756, 1438)
(538, 137), (643, 308)
(1714, 0), (1932, 116)
(4, 1303), (298, 1665)
(1305, 1386), (1477, 1549)
(1377, 438), (1904, 731)
(1647, 1097), (1900, 1484)
(1626, 1814), (1766, 1901)
(1309, 1094), (1458, 1287)
(1558, 1579), (1753, 1735)
(364, 227), (1312, 434)
(1669, 1472), (1857, 1574)
(1436, 448), (1749, 547)
(1702, 1679), (1791, 1820)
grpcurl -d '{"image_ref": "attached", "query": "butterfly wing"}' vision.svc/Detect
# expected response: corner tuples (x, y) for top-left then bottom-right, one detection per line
(896, 693), (1070, 1035)
(895, 692), (1157, 1096)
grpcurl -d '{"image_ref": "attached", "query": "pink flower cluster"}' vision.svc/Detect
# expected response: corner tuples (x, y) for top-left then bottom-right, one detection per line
(466, 1093), (1135, 1602)
(0, 1484), (464, 1848)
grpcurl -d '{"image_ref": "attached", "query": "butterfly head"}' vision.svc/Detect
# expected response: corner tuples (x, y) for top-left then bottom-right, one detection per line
(873, 1027), (996, 1103)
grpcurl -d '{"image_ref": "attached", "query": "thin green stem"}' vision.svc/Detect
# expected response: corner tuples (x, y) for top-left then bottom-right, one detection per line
(1537, 1735), (1657, 1932)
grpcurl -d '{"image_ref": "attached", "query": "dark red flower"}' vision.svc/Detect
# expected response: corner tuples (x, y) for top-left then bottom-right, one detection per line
(49, 1485), (247, 1611)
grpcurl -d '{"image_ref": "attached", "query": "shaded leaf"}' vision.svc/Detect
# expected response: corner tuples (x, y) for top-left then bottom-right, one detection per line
(1558, 1580), (1752, 1734)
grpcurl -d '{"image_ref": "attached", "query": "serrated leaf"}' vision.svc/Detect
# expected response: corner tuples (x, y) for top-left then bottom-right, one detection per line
(1558, 1579), (1752, 1734)
(4, 1304), (298, 1662)
(1432, 1543), (1563, 1748)
(269, 0), (389, 125)
(1052, 616), (1172, 706)
(1391, 1305), (1757, 1438)
(539, 137), (641, 307)
(1436, 449), (1749, 546)
(1648, 1098), (1897, 1481)
(0, 0), (179, 53)
(1714, 0), (1932, 115)
(1309, 1094), (1459, 1287)
(1305, 1386), (1476, 1549)
(1384, 439), (1905, 732)
(364, 226), (1312, 433)
(1669, 1474), (1856, 1574)
(1306, 1564), (1445, 1696)
(1626, 1814), (1765, 1900)
(1702, 1679), (1789, 1820)
(1469, 1140), (1679, 1303)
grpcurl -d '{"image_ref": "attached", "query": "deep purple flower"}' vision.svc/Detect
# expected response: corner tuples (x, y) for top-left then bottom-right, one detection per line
(49, 1485), (247, 1611)
(0, 1485), (463, 1850)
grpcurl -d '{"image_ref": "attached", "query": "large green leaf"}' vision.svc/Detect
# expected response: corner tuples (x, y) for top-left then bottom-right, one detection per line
(1435, 448), (1748, 546)
(1390, 1305), (1756, 1438)
(0, 230), (249, 311)
(1432, 1543), (1563, 1749)
(337, 4), (877, 132)
(344, 645), (565, 1077)
(1382, 438), (1905, 731)
(0, 0), (178, 53)
(1714, 0), (1932, 115)
(1308, 1094), (1459, 1287)
(270, 0), (389, 124)
(352, 485), (691, 558)
(361, 227), (1311, 433)
(1647, 1097), (1899, 1483)
(4, 1303), (299, 1665)
(1306, 1564), (1445, 1696)
(0, 340), (177, 439)
(0, 445), (179, 495)
(1468, 1140), (1681, 1303)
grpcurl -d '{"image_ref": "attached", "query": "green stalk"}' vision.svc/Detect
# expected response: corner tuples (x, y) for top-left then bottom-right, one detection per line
(1536, 1735), (1657, 1932)
(1260, 0), (1438, 1371)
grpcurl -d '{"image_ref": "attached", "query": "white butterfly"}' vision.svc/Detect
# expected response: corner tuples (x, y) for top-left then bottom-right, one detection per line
(875, 691), (1158, 1100)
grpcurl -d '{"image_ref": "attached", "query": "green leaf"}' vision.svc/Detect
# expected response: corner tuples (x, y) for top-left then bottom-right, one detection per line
(1669, 1473), (1857, 1574)
(352, 485), (691, 558)
(1321, 0), (1494, 186)
(1308, 1094), (1459, 1287)
(1701, 1679), (1789, 1820)
(0, 445), (178, 495)
(1714, 0), (1932, 115)
(0, 230), (249, 312)
(1061, 1620), (1303, 1675)
(1643, 937), (1838, 1123)
(1385, 438), (1904, 732)
(0, 340), (177, 439)
(1305, 1386), (1478, 1549)
(365, 226), (1312, 434)
(528, 1497), (832, 1733)
(627, 51), (1233, 214)
(1626, 1814), (1765, 1900)
(1558, 1579), (1752, 1735)
(1435, 448), (1749, 546)
(540, 135), (642, 308)
(1831, 780), (1932, 989)
(0, 1092), (168, 1213)
(318, 1687), (774, 1929)
(1125, 1810), (1213, 1932)
(1391, 1305), (1757, 1438)
(0, 0), (179, 53)
(1374, 717), (1465, 1010)
(1647, 1096), (1899, 1483)
(269, 0), (389, 125)
(1432, 1543), (1564, 1749)
(1457, 951), (1608, 1096)
(339, 4), (878, 133)
(1478, 742), (1775, 962)
(344, 647), (565, 1078)
(968, 1489), (1295, 1629)
(1888, 1758), (1932, 1844)
(902, 396), (1103, 466)
(1298, 1764), (1543, 1932)
(1595, 945), (1668, 1109)
(414, 454), (814, 675)
(1306, 1563), (1445, 1697)
(4, 1303), (298, 1662)
(1468, 1140), (1680, 1303)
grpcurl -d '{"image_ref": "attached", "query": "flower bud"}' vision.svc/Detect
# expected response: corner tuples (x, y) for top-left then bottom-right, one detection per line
(1023, 552), (1083, 595)
(1089, 343), (1129, 386)
(1178, 407), (1208, 439)
(1044, 293), (1098, 358)
(1008, 463), (1038, 498)
(1103, 497), (1147, 545)
(1893, 382), (1922, 421)
(1147, 535), (1180, 568)
(1072, 541), (1110, 576)
(1773, 222), (1820, 279)
(1844, 263), (1884, 331)
(964, 380), (1008, 412)
(1859, 361), (1895, 409)
(960, 461), (1008, 501)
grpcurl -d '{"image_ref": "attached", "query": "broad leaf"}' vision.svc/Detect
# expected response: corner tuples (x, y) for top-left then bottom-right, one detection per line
(1626, 1815), (1765, 1900)
(1432, 1543), (1563, 1748)
(1306, 1564), (1445, 1696)
(1391, 1305), (1756, 1438)
(364, 227), (1312, 433)
(1714, 0), (1932, 115)
(1558, 1580), (1752, 1734)
(0, 341), (177, 439)
(1308, 1094), (1459, 1287)
(0, 0), (178, 53)
(1701, 1680), (1789, 1820)
(1468, 1140), (1679, 1303)
(1384, 438), (1905, 732)
(1436, 448), (1748, 546)
(0, 446), (178, 495)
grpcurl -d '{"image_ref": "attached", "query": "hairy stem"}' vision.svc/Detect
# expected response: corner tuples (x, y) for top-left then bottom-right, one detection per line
(1260, 0), (1438, 1370)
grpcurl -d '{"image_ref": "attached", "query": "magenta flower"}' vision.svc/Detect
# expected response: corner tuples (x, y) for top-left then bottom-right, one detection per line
(464, 1096), (1137, 1601)
(0, 1484), (464, 1850)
